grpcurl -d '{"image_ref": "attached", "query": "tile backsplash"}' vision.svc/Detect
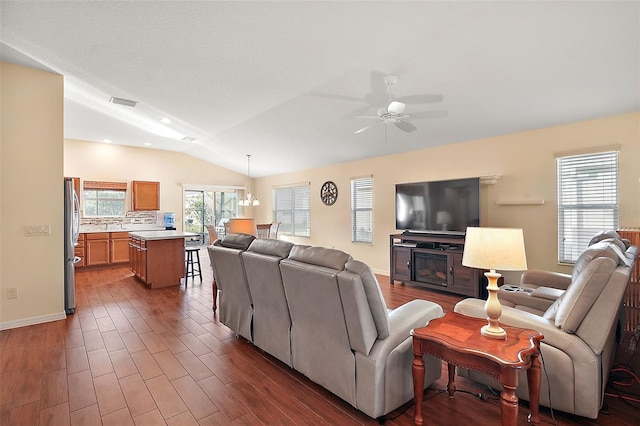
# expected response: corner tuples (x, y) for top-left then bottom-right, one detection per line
(80, 211), (160, 226)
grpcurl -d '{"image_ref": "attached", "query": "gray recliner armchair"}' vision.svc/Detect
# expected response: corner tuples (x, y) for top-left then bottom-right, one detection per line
(455, 235), (638, 419)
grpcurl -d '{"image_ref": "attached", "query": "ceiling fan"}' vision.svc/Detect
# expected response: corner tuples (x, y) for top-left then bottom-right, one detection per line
(353, 74), (448, 135)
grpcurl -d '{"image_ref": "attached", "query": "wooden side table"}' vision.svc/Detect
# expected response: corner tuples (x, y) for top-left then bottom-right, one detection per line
(411, 312), (543, 426)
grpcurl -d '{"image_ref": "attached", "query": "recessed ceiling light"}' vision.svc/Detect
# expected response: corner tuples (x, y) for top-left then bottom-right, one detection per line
(144, 142), (152, 146)
(103, 139), (112, 143)
(182, 137), (196, 142)
(159, 117), (171, 124)
(109, 97), (138, 107)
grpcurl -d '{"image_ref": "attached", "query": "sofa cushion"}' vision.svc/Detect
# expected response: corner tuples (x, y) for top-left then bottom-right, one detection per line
(554, 256), (618, 333)
(247, 238), (294, 258)
(287, 245), (351, 271)
(219, 233), (256, 250)
(343, 259), (390, 339)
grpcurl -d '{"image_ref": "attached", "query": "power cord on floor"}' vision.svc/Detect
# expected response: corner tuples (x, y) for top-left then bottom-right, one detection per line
(378, 388), (446, 424)
(539, 348), (557, 426)
(606, 363), (640, 408)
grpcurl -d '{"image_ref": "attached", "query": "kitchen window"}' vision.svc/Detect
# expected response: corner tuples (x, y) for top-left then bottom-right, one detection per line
(273, 184), (310, 237)
(557, 150), (618, 263)
(83, 181), (127, 217)
(351, 176), (373, 244)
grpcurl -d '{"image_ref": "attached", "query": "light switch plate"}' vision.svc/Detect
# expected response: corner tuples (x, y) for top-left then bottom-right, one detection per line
(25, 225), (51, 236)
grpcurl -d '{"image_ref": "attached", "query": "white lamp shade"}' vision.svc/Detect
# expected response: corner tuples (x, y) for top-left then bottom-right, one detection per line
(462, 227), (528, 271)
(228, 218), (258, 236)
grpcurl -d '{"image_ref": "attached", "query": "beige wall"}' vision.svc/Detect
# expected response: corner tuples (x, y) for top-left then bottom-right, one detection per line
(252, 112), (640, 283)
(1, 62), (65, 328)
(64, 139), (253, 229)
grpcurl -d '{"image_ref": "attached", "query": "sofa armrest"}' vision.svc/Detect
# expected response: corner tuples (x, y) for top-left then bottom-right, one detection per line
(520, 270), (572, 290)
(367, 300), (443, 357)
(454, 298), (596, 360)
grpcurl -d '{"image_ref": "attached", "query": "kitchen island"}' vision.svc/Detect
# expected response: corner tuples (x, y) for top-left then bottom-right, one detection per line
(129, 230), (199, 289)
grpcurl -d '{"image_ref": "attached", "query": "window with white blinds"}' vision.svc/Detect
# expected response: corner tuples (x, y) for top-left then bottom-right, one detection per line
(351, 177), (373, 244)
(273, 184), (310, 237)
(557, 151), (618, 263)
(83, 181), (127, 217)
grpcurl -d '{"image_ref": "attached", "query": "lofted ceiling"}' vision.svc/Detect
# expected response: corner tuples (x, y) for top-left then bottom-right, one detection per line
(1, 1), (638, 177)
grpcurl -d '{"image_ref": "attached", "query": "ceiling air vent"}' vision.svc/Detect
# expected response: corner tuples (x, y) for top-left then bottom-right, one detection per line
(182, 137), (196, 142)
(109, 97), (138, 107)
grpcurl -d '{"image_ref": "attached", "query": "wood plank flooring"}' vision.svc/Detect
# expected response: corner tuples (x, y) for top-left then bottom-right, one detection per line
(1, 246), (639, 425)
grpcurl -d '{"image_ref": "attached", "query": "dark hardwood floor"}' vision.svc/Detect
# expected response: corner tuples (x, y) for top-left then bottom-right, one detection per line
(1, 246), (638, 425)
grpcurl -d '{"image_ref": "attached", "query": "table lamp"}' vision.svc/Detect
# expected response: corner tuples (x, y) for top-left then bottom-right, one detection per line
(228, 218), (258, 236)
(462, 227), (528, 339)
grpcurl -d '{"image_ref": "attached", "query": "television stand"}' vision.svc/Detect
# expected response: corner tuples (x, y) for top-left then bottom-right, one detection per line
(390, 233), (487, 298)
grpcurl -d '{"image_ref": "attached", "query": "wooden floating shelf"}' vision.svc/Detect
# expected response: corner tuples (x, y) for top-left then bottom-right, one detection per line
(495, 200), (545, 206)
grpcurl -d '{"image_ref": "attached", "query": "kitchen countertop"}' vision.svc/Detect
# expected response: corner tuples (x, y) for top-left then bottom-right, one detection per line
(80, 225), (165, 234)
(128, 230), (200, 241)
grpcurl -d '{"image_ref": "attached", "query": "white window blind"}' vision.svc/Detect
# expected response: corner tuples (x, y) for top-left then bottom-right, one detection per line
(351, 177), (373, 244)
(557, 151), (618, 263)
(273, 184), (310, 237)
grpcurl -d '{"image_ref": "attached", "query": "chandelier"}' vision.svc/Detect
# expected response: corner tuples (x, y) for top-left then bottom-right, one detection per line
(239, 154), (260, 206)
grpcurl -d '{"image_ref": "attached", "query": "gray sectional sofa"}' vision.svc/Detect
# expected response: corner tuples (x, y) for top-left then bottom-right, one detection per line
(208, 234), (444, 419)
(455, 231), (638, 419)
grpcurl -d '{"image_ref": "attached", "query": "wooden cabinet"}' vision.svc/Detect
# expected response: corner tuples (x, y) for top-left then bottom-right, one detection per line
(130, 236), (183, 288)
(110, 232), (130, 264)
(129, 237), (148, 281)
(132, 181), (160, 211)
(86, 233), (110, 266)
(80, 232), (130, 268)
(391, 246), (412, 283)
(390, 233), (486, 298)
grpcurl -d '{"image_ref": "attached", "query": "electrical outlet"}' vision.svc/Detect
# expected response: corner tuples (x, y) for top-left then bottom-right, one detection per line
(7, 288), (18, 299)
(25, 225), (51, 236)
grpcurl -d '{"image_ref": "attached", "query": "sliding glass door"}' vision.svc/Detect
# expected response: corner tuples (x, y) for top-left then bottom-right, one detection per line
(183, 188), (240, 243)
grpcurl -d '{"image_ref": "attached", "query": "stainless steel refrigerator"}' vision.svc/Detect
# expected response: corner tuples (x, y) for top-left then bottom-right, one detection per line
(64, 178), (80, 314)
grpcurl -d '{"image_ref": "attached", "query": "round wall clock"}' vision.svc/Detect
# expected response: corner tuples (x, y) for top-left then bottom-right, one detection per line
(320, 181), (338, 206)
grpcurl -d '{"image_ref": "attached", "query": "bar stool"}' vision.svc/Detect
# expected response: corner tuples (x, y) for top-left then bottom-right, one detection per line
(185, 247), (202, 284)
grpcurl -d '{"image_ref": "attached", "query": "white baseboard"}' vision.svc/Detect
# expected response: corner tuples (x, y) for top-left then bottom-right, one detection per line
(0, 311), (67, 331)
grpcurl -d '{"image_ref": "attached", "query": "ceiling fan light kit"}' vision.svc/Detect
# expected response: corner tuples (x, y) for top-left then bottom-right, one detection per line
(353, 74), (446, 137)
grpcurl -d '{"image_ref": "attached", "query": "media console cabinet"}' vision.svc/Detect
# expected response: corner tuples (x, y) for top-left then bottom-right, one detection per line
(390, 233), (487, 298)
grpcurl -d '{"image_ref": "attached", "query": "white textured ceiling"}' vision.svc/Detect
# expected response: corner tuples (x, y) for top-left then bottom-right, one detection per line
(1, 1), (638, 177)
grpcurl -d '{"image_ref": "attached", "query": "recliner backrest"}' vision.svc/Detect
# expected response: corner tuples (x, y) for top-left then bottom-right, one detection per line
(337, 260), (390, 355)
(544, 241), (636, 352)
(242, 238), (294, 366)
(571, 241), (620, 280)
(209, 233), (256, 341)
(279, 245), (356, 405)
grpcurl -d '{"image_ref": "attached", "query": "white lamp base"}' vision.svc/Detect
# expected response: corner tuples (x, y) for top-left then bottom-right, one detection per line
(482, 271), (507, 339)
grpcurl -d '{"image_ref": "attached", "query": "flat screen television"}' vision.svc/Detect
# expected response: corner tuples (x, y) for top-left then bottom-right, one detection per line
(395, 177), (480, 235)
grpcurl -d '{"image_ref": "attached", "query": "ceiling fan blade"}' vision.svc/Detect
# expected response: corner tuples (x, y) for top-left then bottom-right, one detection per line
(342, 105), (376, 120)
(354, 119), (384, 134)
(388, 101), (406, 114)
(396, 94), (444, 104)
(394, 120), (417, 133)
(409, 110), (449, 119)
(310, 92), (366, 102)
(354, 123), (376, 134)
